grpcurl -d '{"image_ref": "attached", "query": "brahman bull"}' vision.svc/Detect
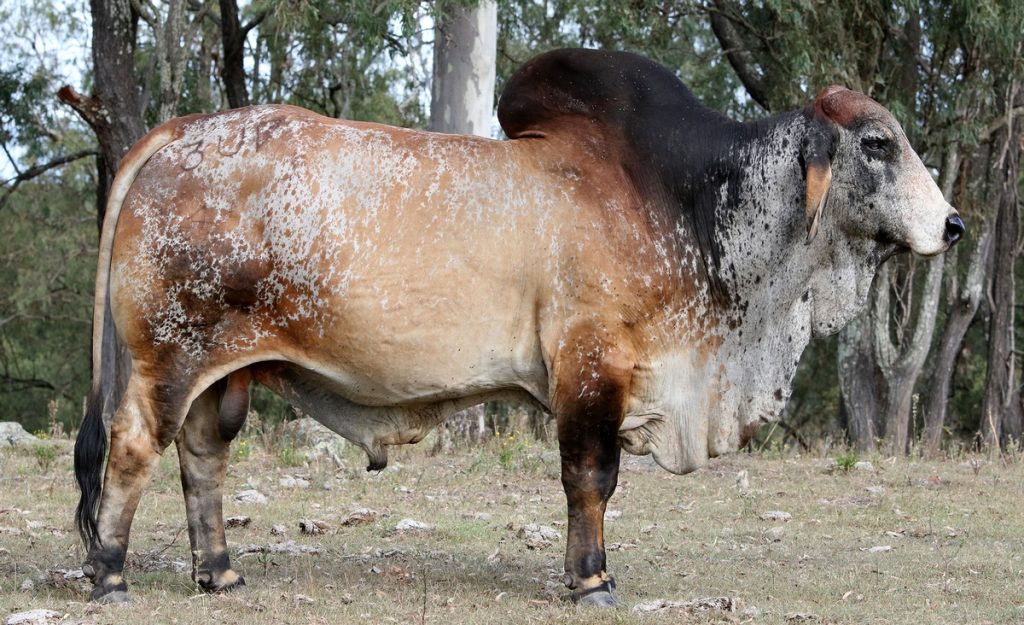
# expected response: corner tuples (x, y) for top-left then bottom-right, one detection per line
(74, 48), (964, 606)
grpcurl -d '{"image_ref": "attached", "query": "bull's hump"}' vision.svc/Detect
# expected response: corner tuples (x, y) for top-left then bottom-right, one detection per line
(497, 48), (725, 141)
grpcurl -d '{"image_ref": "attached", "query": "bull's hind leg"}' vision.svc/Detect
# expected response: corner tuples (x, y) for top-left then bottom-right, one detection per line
(84, 373), (193, 602)
(175, 370), (250, 593)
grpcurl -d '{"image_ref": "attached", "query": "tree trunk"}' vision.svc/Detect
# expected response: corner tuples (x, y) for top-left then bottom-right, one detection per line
(922, 224), (993, 454)
(980, 99), (1021, 450)
(219, 0), (250, 108)
(837, 312), (882, 451)
(155, 0), (187, 121)
(847, 144), (957, 456)
(430, 1), (497, 136)
(922, 205), (993, 456)
(58, 0), (146, 427)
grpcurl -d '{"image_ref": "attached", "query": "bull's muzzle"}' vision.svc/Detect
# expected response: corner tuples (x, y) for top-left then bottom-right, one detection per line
(944, 213), (966, 246)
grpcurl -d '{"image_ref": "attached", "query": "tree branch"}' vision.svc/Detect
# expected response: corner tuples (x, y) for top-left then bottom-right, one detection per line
(0, 149), (97, 211)
(56, 85), (105, 130)
(980, 106), (1024, 144)
(241, 9), (268, 36)
(0, 374), (56, 392)
(706, 2), (772, 112)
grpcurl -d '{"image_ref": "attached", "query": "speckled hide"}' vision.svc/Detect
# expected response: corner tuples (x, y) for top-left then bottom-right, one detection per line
(77, 49), (962, 604)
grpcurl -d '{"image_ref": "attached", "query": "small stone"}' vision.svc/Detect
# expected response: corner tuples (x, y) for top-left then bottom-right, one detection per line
(760, 510), (792, 522)
(854, 461), (875, 472)
(395, 518), (431, 531)
(865, 485), (885, 495)
(19, 578), (33, 591)
(225, 516), (251, 528)
(736, 470), (750, 491)
(603, 510), (622, 521)
(238, 540), (321, 556)
(785, 612), (818, 621)
(340, 508), (378, 526)
(6, 609), (62, 625)
(765, 526), (785, 542)
(233, 489), (267, 505)
(861, 545), (893, 553)
(299, 519), (330, 535)
(271, 524), (288, 535)
(279, 476), (310, 489)
(517, 523), (561, 549)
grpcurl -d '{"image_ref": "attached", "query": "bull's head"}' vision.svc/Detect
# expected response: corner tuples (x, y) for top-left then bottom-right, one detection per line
(801, 86), (964, 255)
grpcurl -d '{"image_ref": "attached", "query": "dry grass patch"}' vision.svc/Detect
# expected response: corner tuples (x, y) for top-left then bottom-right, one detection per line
(2, 433), (1023, 624)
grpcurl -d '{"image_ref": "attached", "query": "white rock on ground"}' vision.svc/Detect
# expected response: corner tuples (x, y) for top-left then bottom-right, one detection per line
(760, 510), (792, 522)
(632, 596), (743, 614)
(395, 518), (432, 531)
(279, 476), (310, 489)
(517, 523), (561, 546)
(6, 609), (63, 625)
(0, 422), (39, 447)
(233, 489), (268, 504)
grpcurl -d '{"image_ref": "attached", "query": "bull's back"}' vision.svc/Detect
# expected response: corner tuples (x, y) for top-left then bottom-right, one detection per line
(110, 106), (555, 404)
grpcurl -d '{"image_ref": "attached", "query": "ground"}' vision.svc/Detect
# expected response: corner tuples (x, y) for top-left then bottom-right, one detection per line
(1, 429), (1022, 625)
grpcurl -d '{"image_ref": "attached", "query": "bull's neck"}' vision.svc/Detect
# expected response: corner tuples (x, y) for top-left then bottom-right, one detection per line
(674, 112), (869, 428)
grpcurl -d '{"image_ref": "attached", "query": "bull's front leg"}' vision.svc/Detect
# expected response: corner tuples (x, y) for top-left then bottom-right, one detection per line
(558, 418), (621, 606)
(550, 331), (634, 607)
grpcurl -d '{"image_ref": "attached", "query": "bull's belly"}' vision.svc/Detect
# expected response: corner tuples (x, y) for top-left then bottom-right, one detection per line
(252, 362), (543, 470)
(278, 335), (547, 408)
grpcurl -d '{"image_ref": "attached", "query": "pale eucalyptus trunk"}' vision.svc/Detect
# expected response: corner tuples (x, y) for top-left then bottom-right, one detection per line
(875, 255), (944, 454)
(875, 150), (959, 454)
(430, 1), (497, 136)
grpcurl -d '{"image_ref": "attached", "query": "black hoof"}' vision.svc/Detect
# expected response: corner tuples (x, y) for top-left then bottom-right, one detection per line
(91, 587), (131, 604)
(577, 590), (617, 607)
(570, 578), (617, 607)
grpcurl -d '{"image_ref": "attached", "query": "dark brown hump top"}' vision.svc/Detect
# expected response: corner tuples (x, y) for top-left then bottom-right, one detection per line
(498, 48), (727, 140)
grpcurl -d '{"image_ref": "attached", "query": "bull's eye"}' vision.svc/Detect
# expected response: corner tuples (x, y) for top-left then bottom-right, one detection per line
(861, 135), (890, 157)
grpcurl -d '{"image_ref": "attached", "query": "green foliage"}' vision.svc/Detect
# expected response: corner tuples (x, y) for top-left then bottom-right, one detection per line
(32, 443), (57, 473)
(0, 169), (96, 432)
(277, 440), (307, 468)
(834, 451), (859, 472)
(496, 430), (525, 470)
(231, 438), (252, 462)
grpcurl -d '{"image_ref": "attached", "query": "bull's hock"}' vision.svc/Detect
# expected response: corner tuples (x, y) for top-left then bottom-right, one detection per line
(72, 48), (960, 606)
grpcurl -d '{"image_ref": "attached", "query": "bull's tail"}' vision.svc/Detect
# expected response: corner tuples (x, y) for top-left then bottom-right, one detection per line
(74, 118), (197, 548)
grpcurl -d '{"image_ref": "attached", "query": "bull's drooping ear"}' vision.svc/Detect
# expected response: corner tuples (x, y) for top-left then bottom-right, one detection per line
(801, 120), (838, 242)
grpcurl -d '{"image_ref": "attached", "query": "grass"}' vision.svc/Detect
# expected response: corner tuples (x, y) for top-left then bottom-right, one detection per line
(2, 430), (1024, 625)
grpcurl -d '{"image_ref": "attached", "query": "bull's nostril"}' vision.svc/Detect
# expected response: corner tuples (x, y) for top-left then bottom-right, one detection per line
(944, 214), (965, 245)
